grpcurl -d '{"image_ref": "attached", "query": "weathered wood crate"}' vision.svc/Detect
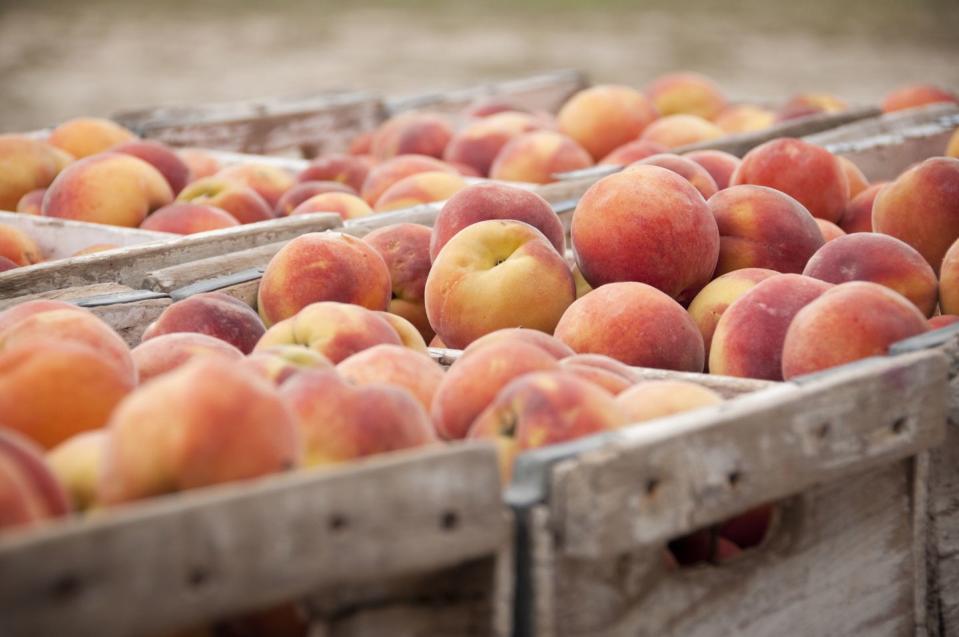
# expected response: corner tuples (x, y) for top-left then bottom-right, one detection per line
(0, 443), (513, 637)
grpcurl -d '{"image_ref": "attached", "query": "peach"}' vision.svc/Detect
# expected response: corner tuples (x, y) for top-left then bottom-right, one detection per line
(373, 170), (466, 212)
(463, 99), (528, 118)
(132, 332), (244, 383)
(425, 219), (575, 349)
(114, 140), (191, 195)
(687, 267), (778, 360)
(639, 114), (724, 149)
(280, 369), (435, 467)
(371, 112), (454, 160)
(616, 380), (723, 423)
(48, 117), (136, 158)
(72, 243), (118, 256)
(0, 135), (70, 210)
(718, 504), (774, 550)
(599, 140), (669, 166)
(141, 291), (266, 354)
(289, 192), (373, 220)
(838, 156), (869, 200)
(431, 182), (565, 259)
(178, 148), (220, 180)
(0, 299), (79, 331)
(241, 344), (333, 385)
(628, 153), (718, 199)
(140, 202), (240, 234)
(775, 93), (848, 121)
(781, 281), (928, 379)
(645, 72), (727, 120)
(872, 157), (959, 274)
(432, 340), (558, 440)
(176, 177), (273, 224)
(257, 232), (392, 327)
(47, 430), (106, 512)
(298, 154), (373, 193)
(929, 315), (959, 330)
(936, 237), (959, 315)
(337, 344), (444, 413)
(709, 185), (825, 276)
(709, 274), (832, 380)
(463, 327), (575, 361)
(0, 223), (41, 266)
(840, 182), (886, 234)
(99, 358), (300, 504)
(0, 427), (71, 532)
(555, 282), (705, 371)
(42, 152), (173, 227)
(376, 311), (429, 353)
(468, 371), (626, 480)
(274, 180), (355, 216)
(0, 257), (17, 272)
(713, 104), (776, 134)
(254, 302), (402, 364)
(815, 219), (846, 242)
(360, 154), (457, 205)
(881, 84), (958, 113)
(489, 130), (593, 184)
(572, 264), (592, 298)
(570, 165), (719, 303)
(557, 85), (660, 160)
(948, 128), (959, 158)
(362, 223), (434, 341)
(448, 160), (483, 178)
(443, 111), (545, 176)
(16, 188), (46, 215)
(348, 131), (374, 156)
(683, 149), (741, 190)
(731, 137), (849, 223)
(217, 163), (295, 209)
(560, 352), (640, 380)
(803, 233), (937, 316)
(557, 361), (632, 395)
(0, 340), (135, 449)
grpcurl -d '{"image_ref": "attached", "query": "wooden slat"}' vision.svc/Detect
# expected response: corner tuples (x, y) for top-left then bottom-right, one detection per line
(143, 242), (284, 294)
(0, 443), (507, 637)
(547, 349), (946, 559)
(804, 102), (959, 147)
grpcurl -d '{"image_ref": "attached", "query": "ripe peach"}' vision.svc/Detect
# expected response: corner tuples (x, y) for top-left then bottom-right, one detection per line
(468, 371), (626, 481)
(731, 138), (849, 223)
(571, 165), (719, 303)
(141, 291), (266, 354)
(432, 340), (558, 440)
(463, 327), (575, 361)
(572, 264), (592, 298)
(280, 369), (435, 467)
(558, 361), (632, 395)
(555, 282), (705, 371)
(254, 302), (402, 364)
(274, 180), (355, 216)
(687, 267), (778, 360)
(639, 114), (724, 149)
(375, 311), (429, 353)
(99, 358), (300, 504)
(718, 504), (774, 550)
(48, 117), (136, 158)
(430, 182), (565, 259)
(0, 135), (70, 210)
(348, 131), (373, 156)
(840, 182), (885, 234)
(782, 281), (928, 379)
(776, 93), (848, 121)
(815, 219), (846, 242)
(803, 233), (937, 316)
(713, 104), (775, 134)
(948, 128), (959, 158)
(242, 344), (333, 385)
(114, 140), (191, 195)
(709, 185), (825, 276)
(881, 84), (958, 113)
(16, 188), (46, 215)
(0, 257), (17, 272)
(930, 315), (959, 330)
(289, 192), (373, 220)
(371, 112), (454, 160)
(598, 140), (669, 166)
(838, 156), (869, 200)
(360, 154), (457, 205)
(424, 219), (575, 349)
(0, 427), (71, 531)
(47, 430), (106, 512)
(628, 153), (718, 199)
(709, 274), (832, 380)
(616, 380), (723, 423)
(298, 154), (373, 193)
(683, 149), (741, 190)
(140, 202), (240, 234)
(557, 85), (660, 160)
(178, 148), (220, 180)
(489, 130), (593, 184)
(463, 99), (528, 117)
(872, 157), (959, 274)
(645, 72), (727, 120)
(0, 223), (41, 266)
(936, 237), (959, 315)
(132, 332), (244, 383)
(373, 170), (466, 212)
(176, 177), (273, 224)
(443, 111), (545, 176)
(217, 164), (296, 209)
(43, 152), (174, 227)
(337, 344), (444, 413)
(257, 232), (391, 327)
(362, 223), (434, 341)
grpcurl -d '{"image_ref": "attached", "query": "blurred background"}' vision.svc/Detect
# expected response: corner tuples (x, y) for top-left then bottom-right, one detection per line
(2, 0), (958, 131)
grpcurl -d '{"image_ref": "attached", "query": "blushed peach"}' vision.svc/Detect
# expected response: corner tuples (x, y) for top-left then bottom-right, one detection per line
(838, 156), (869, 199)
(0, 135), (70, 210)
(298, 154), (373, 193)
(0, 223), (41, 266)
(242, 344), (333, 385)
(628, 153), (718, 199)
(371, 112), (454, 160)
(443, 111), (545, 177)
(114, 140), (191, 195)
(289, 192), (373, 220)
(489, 131), (593, 184)
(337, 344), (444, 413)
(463, 327), (575, 361)
(217, 164), (295, 209)
(881, 84), (958, 113)
(177, 177), (273, 224)
(815, 219), (846, 242)
(140, 203), (239, 234)
(713, 105), (775, 134)
(639, 114), (724, 149)
(376, 311), (429, 353)
(616, 380), (723, 423)
(274, 180), (356, 216)
(178, 148), (220, 180)
(48, 117), (136, 158)
(936, 237), (959, 315)
(645, 72), (727, 120)
(687, 268), (778, 360)
(360, 154), (457, 205)
(16, 188), (46, 215)
(598, 140), (669, 166)
(0, 427), (71, 531)
(840, 182), (886, 234)
(141, 291), (266, 354)
(373, 171), (466, 212)
(684, 149), (741, 190)
(348, 131), (373, 156)
(776, 93), (848, 121)
(557, 85), (660, 160)
(132, 332), (244, 383)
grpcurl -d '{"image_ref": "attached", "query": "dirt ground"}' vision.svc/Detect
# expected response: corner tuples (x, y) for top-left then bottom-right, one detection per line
(1, 0), (957, 131)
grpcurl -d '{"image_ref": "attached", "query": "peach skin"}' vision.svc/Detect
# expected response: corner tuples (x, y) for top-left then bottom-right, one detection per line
(48, 117), (136, 158)
(0, 427), (71, 532)
(141, 291), (266, 354)
(645, 72), (728, 120)
(489, 131), (593, 184)
(557, 85), (660, 160)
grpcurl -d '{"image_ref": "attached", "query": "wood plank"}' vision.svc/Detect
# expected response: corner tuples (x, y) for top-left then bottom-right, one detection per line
(804, 102), (959, 147)
(143, 242), (284, 294)
(0, 443), (507, 637)
(547, 350), (946, 559)
(0, 213), (342, 298)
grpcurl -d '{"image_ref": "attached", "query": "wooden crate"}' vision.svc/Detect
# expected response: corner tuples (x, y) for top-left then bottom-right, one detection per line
(0, 443), (512, 637)
(507, 350), (947, 637)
